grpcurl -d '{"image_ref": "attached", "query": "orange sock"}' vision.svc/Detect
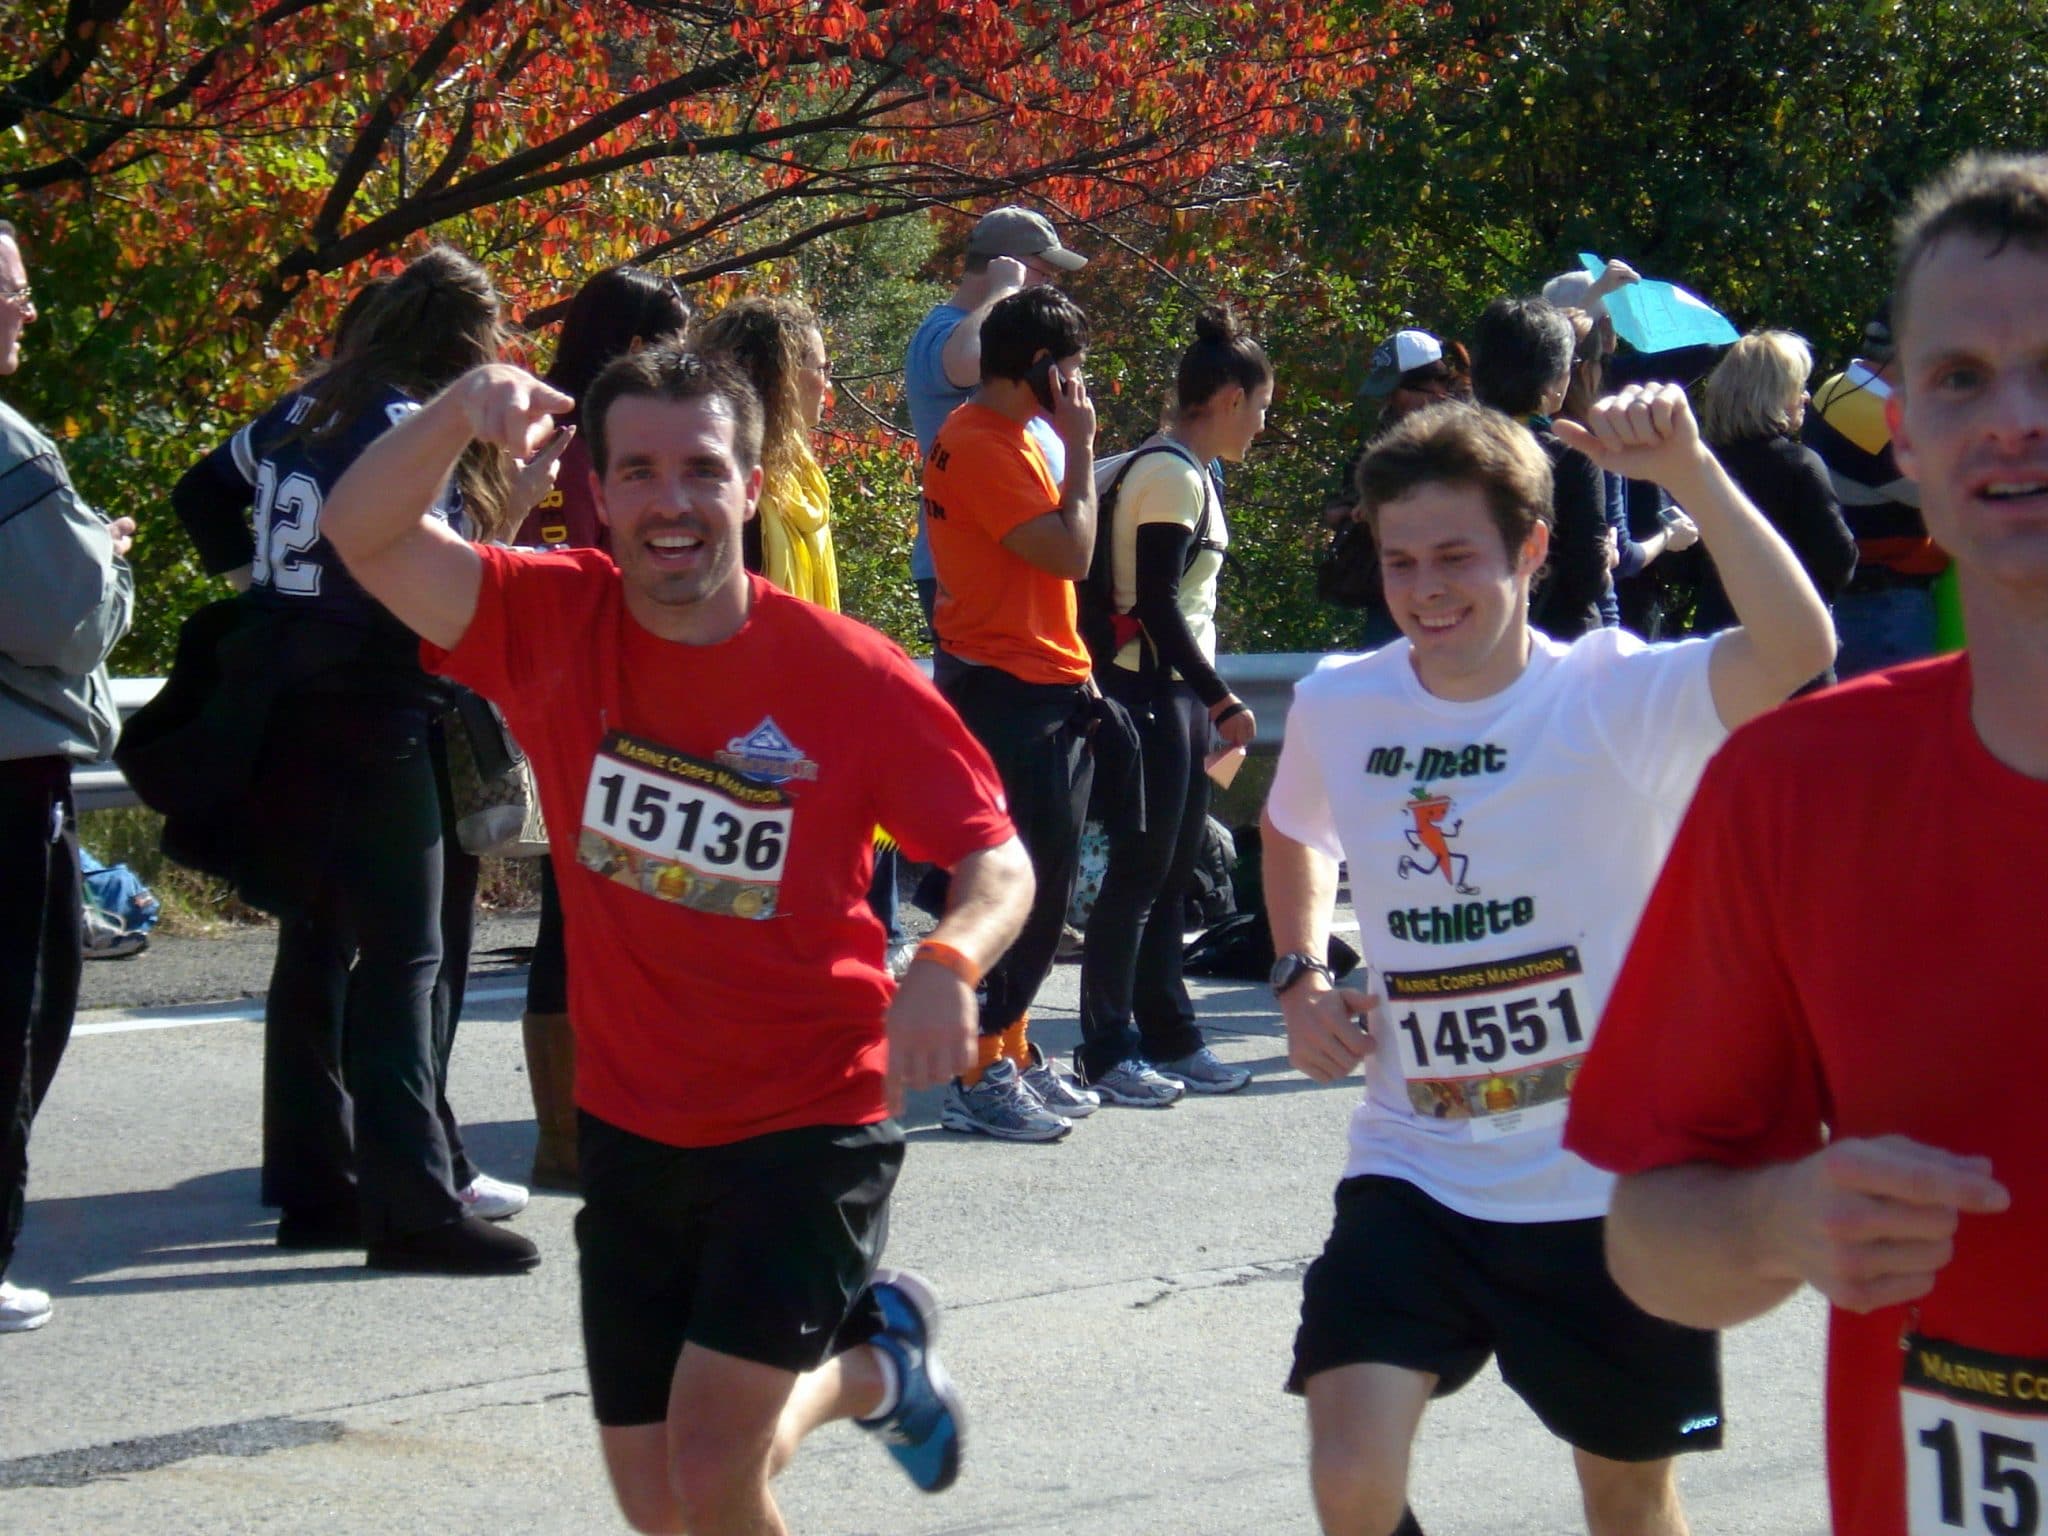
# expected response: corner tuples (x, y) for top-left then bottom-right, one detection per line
(962, 1031), (1008, 1086)
(1000, 1016), (1031, 1066)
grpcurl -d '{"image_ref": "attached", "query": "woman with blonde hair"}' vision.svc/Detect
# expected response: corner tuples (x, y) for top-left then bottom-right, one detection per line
(695, 297), (923, 969)
(693, 295), (838, 608)
(1691, 330), (1856, 680)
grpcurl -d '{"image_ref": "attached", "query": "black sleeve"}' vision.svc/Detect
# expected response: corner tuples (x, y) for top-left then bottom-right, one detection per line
(1130, 521), (1229, 708)
(171, 441), (257, 575)
(1779, 443), (1860, 602)
(1542, 443), (1609, 637)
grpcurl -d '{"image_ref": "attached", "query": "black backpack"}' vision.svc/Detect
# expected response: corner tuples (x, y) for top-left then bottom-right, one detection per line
(1076, 438), (1212, 674)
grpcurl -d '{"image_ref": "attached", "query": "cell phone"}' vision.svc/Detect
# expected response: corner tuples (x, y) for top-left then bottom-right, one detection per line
(1027, 356), (1060, 413)
(1657, 505), (1685, 527)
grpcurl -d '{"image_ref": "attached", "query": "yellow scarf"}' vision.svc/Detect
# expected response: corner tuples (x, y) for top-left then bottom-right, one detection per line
(759, 444), (839, 612)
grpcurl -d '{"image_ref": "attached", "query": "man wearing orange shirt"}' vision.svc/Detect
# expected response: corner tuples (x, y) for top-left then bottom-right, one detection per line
(923, 286), (1120, 1141)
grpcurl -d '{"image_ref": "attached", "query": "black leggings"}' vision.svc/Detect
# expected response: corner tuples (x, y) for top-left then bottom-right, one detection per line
(257, 696), (475, 1241)
(940, 663), (1093, 1036)
(0, 756), (82, 1283)
(1076, 674), (1211, 1079)
(527, 858), (568, 1015)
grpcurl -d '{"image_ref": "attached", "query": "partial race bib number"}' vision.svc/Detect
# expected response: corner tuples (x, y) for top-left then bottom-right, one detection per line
(577, 731), (792, 920)
(1904, 1335), (2047, 1536)
(1381, 946), (1587, 1142)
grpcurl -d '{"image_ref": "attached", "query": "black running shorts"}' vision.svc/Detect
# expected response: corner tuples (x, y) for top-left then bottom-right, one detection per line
(575, 1112), (903, 1427)
(1288, 1174), (1724, 1463)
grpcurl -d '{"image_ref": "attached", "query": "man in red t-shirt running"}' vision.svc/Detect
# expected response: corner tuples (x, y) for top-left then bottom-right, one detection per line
(1567, 152), (2048, 1536)
(322, 341), (1034, 1533)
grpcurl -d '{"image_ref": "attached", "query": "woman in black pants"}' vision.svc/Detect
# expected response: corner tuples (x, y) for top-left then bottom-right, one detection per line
(172, 249), (542, 1274)
(509, 266), (691, 1190)
(1076, 307), (1270, 1103)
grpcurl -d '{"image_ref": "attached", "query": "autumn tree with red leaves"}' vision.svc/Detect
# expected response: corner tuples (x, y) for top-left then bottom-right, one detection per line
(1, 0), (1406, 664)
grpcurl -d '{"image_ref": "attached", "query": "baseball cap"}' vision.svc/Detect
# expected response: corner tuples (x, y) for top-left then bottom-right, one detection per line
(1359, 329), (1447, 397)
(966, 206), (1088, 271)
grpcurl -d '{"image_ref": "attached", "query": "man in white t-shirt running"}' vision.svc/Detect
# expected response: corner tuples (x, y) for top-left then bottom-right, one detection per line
(1260, 390), (1836, 1536)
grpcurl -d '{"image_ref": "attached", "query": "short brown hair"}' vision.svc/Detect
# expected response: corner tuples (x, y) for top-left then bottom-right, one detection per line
(583, 341), (764, 476)
(1893, 152), (2048, 345)
(1354, 400), (1554, 559)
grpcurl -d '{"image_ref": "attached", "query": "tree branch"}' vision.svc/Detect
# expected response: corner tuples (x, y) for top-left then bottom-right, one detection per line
(0, 0), (136, 135)
(309, 0), (505, 246)
(0, 0), (331, 192)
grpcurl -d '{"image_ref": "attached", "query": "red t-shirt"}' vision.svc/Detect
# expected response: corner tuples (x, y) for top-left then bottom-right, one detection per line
(426, 546), (1013, 1147)
(1566, 655), (2048, 1536)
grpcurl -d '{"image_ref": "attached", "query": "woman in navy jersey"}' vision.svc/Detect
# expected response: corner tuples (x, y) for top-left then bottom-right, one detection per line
(172, 248), (542, 1275)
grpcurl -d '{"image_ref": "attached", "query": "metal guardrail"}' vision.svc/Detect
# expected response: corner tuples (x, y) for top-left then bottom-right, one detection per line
(75, 655), (1324, 813)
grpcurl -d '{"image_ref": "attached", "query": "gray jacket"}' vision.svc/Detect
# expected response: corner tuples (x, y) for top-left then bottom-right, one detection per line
(0, 398), (134, 763)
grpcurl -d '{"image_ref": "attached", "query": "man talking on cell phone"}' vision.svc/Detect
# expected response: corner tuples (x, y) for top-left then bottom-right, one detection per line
(1258, 385), (1836, 1535)
(920, 285), (1108, 1143)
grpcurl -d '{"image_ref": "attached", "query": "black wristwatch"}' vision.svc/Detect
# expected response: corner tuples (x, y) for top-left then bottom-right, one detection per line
(1269, 950), (1332, 997)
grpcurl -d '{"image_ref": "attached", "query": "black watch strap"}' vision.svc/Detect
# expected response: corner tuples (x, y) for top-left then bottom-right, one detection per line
(1270, 950), (1333, 997)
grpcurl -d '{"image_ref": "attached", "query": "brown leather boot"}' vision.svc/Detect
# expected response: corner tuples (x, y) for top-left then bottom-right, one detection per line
(521, 1012), (579, 1192)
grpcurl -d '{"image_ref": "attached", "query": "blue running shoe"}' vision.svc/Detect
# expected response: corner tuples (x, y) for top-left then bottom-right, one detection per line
(856, 1268), (963, 1493)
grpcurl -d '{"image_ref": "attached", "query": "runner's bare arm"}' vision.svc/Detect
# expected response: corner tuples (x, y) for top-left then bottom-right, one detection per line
(324, 363), (574, 652)
(883, 834), (1034, 1114)
(1607, 1137), (2011, 1329)
(1262, 811), (1375, 1082)
(938, 257), (1028, 388)
(1555, 384), (1835, 730)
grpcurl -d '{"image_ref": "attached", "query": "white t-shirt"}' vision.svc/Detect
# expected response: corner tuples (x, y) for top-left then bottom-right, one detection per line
(1265, 627), (1726, 1222)
(1107, 447), (1227, 675)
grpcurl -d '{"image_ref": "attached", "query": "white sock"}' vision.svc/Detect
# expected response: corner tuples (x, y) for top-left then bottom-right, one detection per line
(861, 1342), (902, 1424)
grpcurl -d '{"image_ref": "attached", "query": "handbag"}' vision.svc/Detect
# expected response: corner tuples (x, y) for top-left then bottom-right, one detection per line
(442, 687), (550, 859)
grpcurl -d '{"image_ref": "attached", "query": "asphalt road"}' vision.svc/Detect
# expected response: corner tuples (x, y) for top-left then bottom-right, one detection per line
(10, 917), (1832, 1535)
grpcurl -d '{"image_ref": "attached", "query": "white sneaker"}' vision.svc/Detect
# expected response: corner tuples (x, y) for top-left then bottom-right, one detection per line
(885, 939), (920, 980)
(0, 1279), (53, 1333)
(456, 1172), (529, 1222)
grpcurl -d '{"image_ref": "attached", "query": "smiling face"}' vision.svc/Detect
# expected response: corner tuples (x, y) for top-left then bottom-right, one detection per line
(1889, 235), (2048, 594)
(0, 235), (36, 377)
(1377, 479), (1548, 701)
(593, 391), (763, 640)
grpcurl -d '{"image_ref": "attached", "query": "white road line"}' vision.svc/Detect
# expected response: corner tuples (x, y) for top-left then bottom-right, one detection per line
(74, 915), (1365, 1038)
(74, 980), (534, 1037)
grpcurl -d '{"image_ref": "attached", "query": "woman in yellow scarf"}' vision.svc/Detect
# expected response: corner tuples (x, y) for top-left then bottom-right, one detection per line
(693, 296), (839, 610)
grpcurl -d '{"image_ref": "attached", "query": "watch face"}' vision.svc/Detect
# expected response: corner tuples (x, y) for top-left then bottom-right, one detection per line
(1270, 952), (1310, 992)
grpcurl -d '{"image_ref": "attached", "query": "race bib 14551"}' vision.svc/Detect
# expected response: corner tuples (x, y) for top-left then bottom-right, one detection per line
(1381, 945), (1588, 1142)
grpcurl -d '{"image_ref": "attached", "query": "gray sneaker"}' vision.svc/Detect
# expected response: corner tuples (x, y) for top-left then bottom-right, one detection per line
(1021, 1043), (1099, 1119)
(1084, 1057), (1185, 1108)
(1153, 1045), (1252, 1095)
(938, 1059), (1072, 1142)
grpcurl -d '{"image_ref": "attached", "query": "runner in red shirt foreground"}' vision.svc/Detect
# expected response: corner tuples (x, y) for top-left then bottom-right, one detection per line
(320, 340), (1033, 1534)
(1568, 151), (2048, 1536)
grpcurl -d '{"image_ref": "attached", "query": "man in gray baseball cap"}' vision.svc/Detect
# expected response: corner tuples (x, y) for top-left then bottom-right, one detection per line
(963, 206), (1089, 273)
(908, 207), (1091, 622)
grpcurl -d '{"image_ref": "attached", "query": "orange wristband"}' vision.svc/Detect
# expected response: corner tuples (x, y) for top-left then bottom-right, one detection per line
(913, 939), (982, 989)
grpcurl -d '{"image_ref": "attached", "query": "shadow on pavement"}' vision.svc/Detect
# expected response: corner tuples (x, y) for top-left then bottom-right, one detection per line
(24, 1118), (546, 1296)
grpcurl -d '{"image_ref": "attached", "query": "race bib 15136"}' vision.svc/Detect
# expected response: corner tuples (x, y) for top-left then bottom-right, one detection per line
(577, 731), (792, 920)
(1903, 1334), (2047, 1536)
